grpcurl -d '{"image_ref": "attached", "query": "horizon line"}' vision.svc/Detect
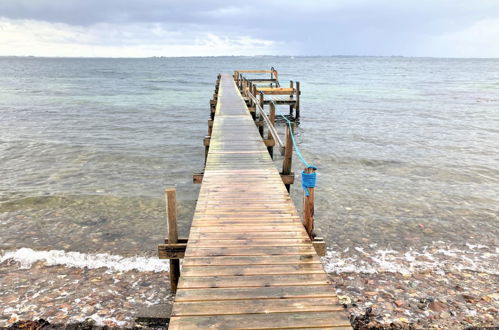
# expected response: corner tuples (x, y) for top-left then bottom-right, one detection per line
(1, 54), (498, 60)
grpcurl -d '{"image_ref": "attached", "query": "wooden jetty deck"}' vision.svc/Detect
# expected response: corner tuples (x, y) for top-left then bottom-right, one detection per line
(235, 69), (301, 120)
(164, 73), (351, 329)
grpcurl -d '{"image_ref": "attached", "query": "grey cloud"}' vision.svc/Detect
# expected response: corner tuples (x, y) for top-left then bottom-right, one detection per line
(1, 0), (499, 56)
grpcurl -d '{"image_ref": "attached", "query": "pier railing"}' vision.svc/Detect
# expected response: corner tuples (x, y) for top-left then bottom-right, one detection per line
(235, 69), (301, 120)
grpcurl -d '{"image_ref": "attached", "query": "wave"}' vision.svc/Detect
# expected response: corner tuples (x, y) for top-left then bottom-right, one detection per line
(322, 243), (498, 275)
(2, 243), (497, 276)
(0, 248), (169, 273)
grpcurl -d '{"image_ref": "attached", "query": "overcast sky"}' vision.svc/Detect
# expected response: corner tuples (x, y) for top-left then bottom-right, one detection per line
(1, 0), (499, 57)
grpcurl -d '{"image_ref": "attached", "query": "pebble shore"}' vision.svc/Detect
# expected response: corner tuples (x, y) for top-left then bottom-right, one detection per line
(332, 270), (498, 329)
(0, 261), (172, 328)
(1, 258), (498, 329)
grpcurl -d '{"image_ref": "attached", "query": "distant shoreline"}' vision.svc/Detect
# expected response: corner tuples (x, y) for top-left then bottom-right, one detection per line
(1, 55), (498, 60)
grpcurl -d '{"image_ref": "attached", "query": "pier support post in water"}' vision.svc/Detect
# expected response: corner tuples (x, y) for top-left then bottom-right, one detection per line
(282, 123), (294, 192)
(296, 81), (301, 121)
(165, 188), (180, 293)
(204, 136), (211, 166)
(303, 167), (316, 238)
(258, 91), (265, 137)
(267, 103), (276, 158)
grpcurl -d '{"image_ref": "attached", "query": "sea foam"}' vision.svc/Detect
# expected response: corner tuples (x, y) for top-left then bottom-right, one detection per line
(0, 248), (169, 273)
(322, 243), (498, 275)
(2, 243), (497, 276)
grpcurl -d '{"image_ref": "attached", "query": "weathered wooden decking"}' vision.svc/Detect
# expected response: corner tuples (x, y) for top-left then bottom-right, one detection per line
(168, 74), (351, 329)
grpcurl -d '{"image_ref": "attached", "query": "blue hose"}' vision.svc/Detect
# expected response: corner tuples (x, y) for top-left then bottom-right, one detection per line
(274, 103), (317, 195)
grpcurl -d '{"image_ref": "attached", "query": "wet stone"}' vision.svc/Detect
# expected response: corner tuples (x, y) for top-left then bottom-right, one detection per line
(429, 301), (447, 312)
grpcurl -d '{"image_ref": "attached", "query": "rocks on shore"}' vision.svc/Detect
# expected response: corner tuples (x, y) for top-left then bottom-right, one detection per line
(330, 269), (498, 329)
(1, 259), (498, 329)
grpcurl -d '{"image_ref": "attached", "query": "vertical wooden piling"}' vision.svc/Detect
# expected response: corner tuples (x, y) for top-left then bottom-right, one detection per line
(204, 136), (211, 165)
(296, 81), (301, 120)
(207, 119), (213, 136)
(267, 103), (276, 158)
(289, 80), (294, 117)
(249, 83), (256, 120)
(259, 91), (265, 137)
(165, 188), (180, 293)
(303, 166), (315, 238)
(282, 123), (293, 192)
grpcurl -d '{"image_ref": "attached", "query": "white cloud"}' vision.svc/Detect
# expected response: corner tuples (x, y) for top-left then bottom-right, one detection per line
(0, 17), (278, 57)
(425, 18), (499, 58)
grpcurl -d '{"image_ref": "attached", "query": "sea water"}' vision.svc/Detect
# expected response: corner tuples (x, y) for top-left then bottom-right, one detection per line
(0, 56), (498, 324)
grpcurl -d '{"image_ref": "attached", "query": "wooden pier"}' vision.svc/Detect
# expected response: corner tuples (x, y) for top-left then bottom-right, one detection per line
(159, 71), (351, 329)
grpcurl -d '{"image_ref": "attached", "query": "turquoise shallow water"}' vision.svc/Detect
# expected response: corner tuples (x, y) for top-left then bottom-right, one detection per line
(0, 56), (498, 271)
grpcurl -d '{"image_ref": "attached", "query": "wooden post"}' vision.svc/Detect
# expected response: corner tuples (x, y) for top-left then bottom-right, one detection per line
(249, 83), (256, 120)
(303, 167), (315, 238)
(258, 91), (264, 137)
(215, 75), (220, 94)
(207, 119), (213, 136)
(165, 188), (180, 293)
(296, 81), (301, 120)
(236, 71), (241, 90)
(282, 123), (293, 192)
(204, 136), (210, 165)
(289, 80), (294, 117)
(267, 103), (276, 158)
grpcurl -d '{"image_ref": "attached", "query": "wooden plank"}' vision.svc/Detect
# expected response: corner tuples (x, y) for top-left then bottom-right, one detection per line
(177, 273), (330, 289)
(188, 225), (305, 233)
(236, 70), (273, 73)
(158, 243), (186, 259)
(175, 285), (336, 302)
(246, 79), (278, 83)
(185, 246), (318, 257)
(188, 232), (311, 240)
(257, 87), (295, 95)
(181, 263), (326, 276)
(172, 297), (343, 316)
(193, 215), (300, 220)
(191, 221), (303, 227)
(168, 312), (352, 330)
(187, 238), (311, 247)
(182, 255), (320, 267)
